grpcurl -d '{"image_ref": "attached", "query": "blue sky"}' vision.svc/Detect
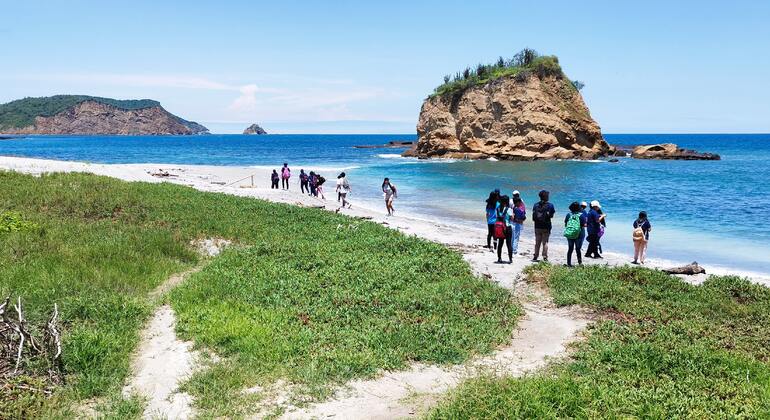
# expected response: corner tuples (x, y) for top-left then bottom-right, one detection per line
(1, 0), (769, 134)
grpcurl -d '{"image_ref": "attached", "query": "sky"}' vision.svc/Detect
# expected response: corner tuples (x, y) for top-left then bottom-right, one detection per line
(1, 0), (769, 134)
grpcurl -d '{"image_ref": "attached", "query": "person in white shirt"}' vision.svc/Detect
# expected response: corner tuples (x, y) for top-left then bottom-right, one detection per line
(335, 172), (352, 209)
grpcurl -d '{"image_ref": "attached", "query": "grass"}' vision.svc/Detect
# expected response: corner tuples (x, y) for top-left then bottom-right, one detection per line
(428, 265), (770, 418)
(0, 171), (519, 418)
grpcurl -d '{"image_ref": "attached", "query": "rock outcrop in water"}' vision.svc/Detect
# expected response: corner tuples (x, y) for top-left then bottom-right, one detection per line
(0, 95), (209, 135)
(243, 124), (268, 135)
(406, 69), (612, 160)
(631, 143), (720, 160)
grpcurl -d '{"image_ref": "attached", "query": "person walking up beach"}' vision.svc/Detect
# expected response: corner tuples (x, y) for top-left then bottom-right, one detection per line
(632, 211), (652, 264)
(281, 163), (291, 190)
(309, 171), (318, 197)
(382, 178), (398, 216)
(564, 202), (586, 267)
(299, 169), (309, 194)
(585, 200), (605, 259)
(485, 190), (500, 249)
(494, 195), (513, 264)
(270, 169), (279, 189)
(532, 190), (556, 262)
(511, 196), (526, 254)
(316, 173), (327, 200)
(336, 172), (352, 209)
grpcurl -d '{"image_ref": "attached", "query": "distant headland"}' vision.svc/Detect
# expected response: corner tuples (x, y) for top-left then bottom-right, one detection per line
(0, 95), (209, 135)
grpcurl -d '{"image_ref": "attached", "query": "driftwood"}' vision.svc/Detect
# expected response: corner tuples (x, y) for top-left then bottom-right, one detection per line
(663, 262), (706, 275)
(1, 296), (64, 389)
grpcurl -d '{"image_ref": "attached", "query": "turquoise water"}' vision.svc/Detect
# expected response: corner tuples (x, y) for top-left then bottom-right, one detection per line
(1, 133), (768, 274)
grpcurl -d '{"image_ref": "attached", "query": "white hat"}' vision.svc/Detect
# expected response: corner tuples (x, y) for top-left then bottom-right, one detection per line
(512, 190), (520, 195)
(590, 200), (600, 208)
(580, 201), (588, 207)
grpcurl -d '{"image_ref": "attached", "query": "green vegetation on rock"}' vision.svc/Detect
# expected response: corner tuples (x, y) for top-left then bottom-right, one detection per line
(429, 265), (770, 419)
(431, 48), (583, 98)
(0, 95), (161, 129)
(0, 171), (518, 418)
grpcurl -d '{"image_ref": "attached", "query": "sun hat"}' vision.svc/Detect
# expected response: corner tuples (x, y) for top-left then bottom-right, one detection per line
(512, 190), (520, 196)
(590, 200), (600, 208)
(580, 201), (588, 207)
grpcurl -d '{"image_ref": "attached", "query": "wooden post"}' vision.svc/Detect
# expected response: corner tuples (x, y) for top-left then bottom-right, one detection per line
(251, 175), (254, 187)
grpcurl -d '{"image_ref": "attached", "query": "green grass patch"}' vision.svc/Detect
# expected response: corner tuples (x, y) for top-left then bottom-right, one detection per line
(429, 265), (770, 418)
(0, 171), (519, 418)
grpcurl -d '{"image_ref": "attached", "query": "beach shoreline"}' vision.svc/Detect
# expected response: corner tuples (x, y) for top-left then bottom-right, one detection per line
(2, 155), (768, 287)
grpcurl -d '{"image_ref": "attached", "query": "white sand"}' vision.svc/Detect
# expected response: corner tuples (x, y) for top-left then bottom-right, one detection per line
(3, 155), (769, 418)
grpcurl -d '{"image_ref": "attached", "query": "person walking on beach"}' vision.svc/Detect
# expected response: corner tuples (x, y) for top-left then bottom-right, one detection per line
(597, 205), (607, 256)
(564, 202), (586, 267)
(577, 201), (588, 256)
(281, 163), (291, 190)
(316, 173), (327, 200)
(585, 200), (606, 259)
(532, 190), (556, 262)
(632, 211), (652, 264)
(382, 178), (398, 216)
(299, 169), (309, 194)
(270, 169), (279, 189)
(494, 195), (513, 264)
(336, 172), (352, 209)
(511, 196), (526, 254)
(485, 190), (500, 249)
(309, 171), (318, 197)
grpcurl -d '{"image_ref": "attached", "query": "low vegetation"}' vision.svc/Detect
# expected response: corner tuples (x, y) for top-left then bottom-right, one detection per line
(0, 95), (160, 129)
(0, 171), (518, 418)
(429, 265), (770, 418)
(431, 48), (583, 98)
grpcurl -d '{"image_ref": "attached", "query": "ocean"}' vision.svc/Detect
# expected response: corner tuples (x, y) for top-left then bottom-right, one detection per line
(1, 133), (768, 275)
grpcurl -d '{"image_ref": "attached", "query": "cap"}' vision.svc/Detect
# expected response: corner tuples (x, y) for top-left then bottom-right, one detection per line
(580, 201), (588, 207)
(590, 200), (600, 207)
(512, 190), (520, 196)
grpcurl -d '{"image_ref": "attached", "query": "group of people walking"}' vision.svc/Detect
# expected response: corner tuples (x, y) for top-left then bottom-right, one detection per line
(485, 189), (652, 266)
(270, 163), (354, 210)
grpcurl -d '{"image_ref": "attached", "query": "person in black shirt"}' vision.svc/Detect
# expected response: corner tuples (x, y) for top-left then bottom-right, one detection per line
(531, 190), (556, 262)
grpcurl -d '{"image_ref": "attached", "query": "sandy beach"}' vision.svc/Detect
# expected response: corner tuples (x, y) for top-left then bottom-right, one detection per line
(2, 155), (767, 287)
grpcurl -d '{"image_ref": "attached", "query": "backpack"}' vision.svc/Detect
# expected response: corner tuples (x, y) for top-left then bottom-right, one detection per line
(533, 202), (549, 223)
(494, 207), (509, 239)
(317, 176), (326, 185)
(633, 221), (646, 242)
(563, 213), (581, 239)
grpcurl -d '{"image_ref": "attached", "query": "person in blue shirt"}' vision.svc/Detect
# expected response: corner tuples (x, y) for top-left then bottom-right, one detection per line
(585, 200), (605, 259)
(485, 190), (500, 249)
(495, 195), (513, 264)
(564, 202), (587, 267)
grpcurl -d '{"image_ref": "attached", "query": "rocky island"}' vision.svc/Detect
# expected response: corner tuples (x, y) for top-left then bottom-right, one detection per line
(243, 123), (267, 135)
(405, 49), (612, 160)
(0, 95), (209, 135)
(630, 143), (721, 160)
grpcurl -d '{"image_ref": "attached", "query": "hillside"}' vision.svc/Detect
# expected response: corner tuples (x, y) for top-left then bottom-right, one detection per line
(0, 95), (209, 135)
(407, 49), (612, 160)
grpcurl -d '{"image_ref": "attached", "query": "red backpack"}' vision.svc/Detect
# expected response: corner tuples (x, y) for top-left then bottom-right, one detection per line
(494, 207), (508, 239)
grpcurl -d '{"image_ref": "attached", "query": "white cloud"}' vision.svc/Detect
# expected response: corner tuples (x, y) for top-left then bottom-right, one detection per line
(228, 84), (259, 112)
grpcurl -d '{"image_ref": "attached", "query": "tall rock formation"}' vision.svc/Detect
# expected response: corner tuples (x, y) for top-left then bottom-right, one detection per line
(407, 73), (612, 160)
(243, 123), (267, 135)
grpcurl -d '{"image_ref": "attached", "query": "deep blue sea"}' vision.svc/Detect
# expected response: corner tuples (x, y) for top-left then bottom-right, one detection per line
(1, 133), (768, 275)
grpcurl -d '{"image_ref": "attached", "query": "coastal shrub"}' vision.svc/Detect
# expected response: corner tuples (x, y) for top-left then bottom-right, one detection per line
(0, 171), (518, 418)
(429, 265), (770, 418)
(513, 47), (538, 67)
(0, 211), (39, 233)
(572, 80), (585, 91)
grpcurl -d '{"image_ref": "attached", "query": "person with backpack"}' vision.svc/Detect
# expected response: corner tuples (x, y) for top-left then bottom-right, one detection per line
(511, 196), (526, 254)
(316, 173), (327, 200)
(309, 171), (318, 197)
(485, 190), (500, 249)
(632, 211), (652, 264)
(510, 190), (526, 212)
(585, 200), (606, 259)
(532, 190), (556, 262)
(299, 169), (309, 195)
(382, 178), (398, 216)
(336, 172), (352, 209)
(281, 163), (291, 190)
(564, 202), (587, 267)
(270, 169), (279, 189)
(494, 195), (513, 264)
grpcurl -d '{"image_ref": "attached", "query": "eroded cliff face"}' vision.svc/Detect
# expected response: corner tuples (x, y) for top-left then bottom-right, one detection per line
(408, 74), (612, 160)
(3, 101), (209, 135)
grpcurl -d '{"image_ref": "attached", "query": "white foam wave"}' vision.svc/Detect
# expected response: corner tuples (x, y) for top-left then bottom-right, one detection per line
(377, 154), (407, 159)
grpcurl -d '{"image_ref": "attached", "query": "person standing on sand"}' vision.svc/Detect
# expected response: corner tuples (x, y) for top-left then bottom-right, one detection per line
(564, 202), (586, 267)
(281, 163), (291, 190)
(270, 170), (279, 189)
(336, 172), (352, 209)
(382, 178), (398, 216)
(632, 211), (652, 264)
(485, 190), (500, 249)
(510, 190), (526, 212)
(577, 201), (588, 256)
(511, 196), (526, 254)
(495, 195), (513, 264)
(316, 173), (327, 200)
(585, 200), (605, 259)
(597, 205), (607, 256)
(299, 169), (309, 194)
(309, 171), (318, 197)
(532, 190), (556, 262)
